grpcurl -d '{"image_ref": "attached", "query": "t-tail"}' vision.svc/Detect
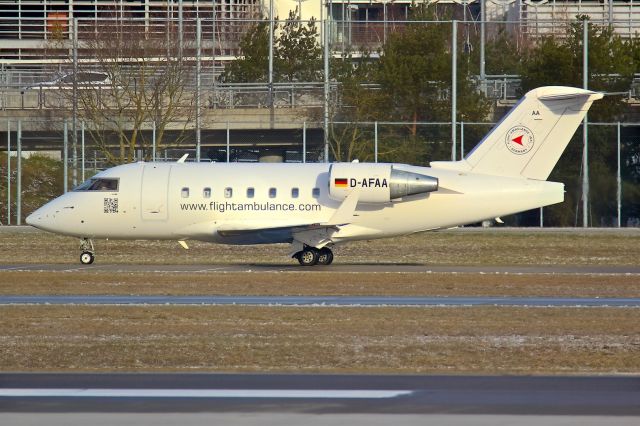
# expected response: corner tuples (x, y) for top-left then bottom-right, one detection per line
(431, 86), (603, 180)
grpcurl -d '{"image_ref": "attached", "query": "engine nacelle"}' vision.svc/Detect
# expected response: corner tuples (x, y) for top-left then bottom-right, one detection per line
(329, 163), (438, 203)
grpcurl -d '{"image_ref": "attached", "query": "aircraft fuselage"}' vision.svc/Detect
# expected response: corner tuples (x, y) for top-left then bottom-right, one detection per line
(28, 161), (563, 245)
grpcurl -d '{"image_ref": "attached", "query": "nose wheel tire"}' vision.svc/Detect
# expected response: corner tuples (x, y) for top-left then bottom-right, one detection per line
(80, 251), (95, 265)
(317, 248), (334, 265)
(297, 248), (319, 266)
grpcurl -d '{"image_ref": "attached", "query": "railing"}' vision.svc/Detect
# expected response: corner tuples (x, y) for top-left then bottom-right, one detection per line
(520, 0), (640, 39)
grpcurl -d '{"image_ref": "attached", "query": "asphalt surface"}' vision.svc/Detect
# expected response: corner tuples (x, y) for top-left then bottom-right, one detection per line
(1, 373), (639, 416)
(2, 263), (640, 274)
(2, 295), (640, 307)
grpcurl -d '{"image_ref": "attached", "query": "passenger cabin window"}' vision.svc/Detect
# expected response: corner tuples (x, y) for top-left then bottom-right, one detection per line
(74, 178), (119, 192)
(291, 188), (299, 198)
(247, 188), (255, 198)
(181, 187), (189, 198)
(225, 187), (233, 198)
(203, 187), (211, 198)
(269, 188), (277, 198)
(312, 187), (320, 198)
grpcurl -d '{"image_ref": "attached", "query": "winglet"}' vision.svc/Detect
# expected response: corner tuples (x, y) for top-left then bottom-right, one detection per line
(177, 154), (189, 163)
(324, 189), (360, 226)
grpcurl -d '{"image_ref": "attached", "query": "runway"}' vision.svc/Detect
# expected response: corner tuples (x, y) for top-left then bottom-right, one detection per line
(2, 263), (640, 274)
(2, 373), (640, 425)
(2, 295), (640, 307)
(2, 373), (639, 416)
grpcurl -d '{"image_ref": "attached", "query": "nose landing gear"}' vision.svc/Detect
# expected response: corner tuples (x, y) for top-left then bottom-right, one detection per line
(80, 238), (95, 265)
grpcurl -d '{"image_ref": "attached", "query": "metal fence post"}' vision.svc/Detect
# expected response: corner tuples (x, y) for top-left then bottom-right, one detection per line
(451, 20), (457, 162)
(582, 19), (589, 228)
(16, 120), (21, 225)
(268, 0), (274, 109)
(480, 0), (486, 95)
(617, 122), (621, 228)
(72, 18), (78, 188)
(383, 2), (387, 44)
(323, 13), (330, 163)
(152, 120), (156, 162)
(6, 120), (10, 225)
(302, 121), (307, 163)
(196, 18), (202, 162)
(460, 121), (464, 160)
(540, 208), (544, 228)
(81, 121), (85, 182)
(374, 121), (378, 163)
(178, 0), (183, 59)
(226, 121), (230, 163)
(63, 120), (68, 193)
(72, 128), (78, 188)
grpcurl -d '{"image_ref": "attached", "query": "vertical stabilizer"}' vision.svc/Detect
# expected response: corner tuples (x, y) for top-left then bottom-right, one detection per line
(431, 86), (603, 180)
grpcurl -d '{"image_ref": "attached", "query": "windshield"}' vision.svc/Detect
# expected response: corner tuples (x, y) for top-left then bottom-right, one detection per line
(74, 178), (119, 191)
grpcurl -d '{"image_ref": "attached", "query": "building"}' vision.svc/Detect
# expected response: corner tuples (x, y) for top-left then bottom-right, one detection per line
(0, 0), (264, 60)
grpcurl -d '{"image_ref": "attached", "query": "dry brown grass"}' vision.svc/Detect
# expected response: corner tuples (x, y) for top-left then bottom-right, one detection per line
(1, 305), (638, 374)
(1, 228), (639, 266)
(1, 271), (640, 297)
(2, 229), (639, 375)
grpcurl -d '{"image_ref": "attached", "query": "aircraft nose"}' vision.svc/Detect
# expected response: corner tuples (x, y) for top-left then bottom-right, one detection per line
(26, 208), (45, 228)
(25, 205), (55, 231)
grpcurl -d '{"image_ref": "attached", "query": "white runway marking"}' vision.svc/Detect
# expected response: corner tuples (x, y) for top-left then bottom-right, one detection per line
(0, 388), (413, 399)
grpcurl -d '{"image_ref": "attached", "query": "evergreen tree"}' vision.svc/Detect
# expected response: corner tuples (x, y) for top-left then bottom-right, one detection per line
(223, 11), (322, 84)
(519, 17), (636, 226)
(221, 21), (271, 83)
(374, 5), (489, 163)
(276, 10), (323, 82)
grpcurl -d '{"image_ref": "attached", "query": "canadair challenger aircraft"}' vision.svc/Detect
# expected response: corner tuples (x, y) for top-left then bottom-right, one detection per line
(27, 86), (602, 265)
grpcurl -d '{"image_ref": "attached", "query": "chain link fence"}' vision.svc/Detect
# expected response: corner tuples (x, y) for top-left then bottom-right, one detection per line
(1, 118), (639, 227)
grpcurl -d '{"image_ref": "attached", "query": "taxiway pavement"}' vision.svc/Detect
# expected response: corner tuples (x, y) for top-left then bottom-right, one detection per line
(1, 263), (639, 274)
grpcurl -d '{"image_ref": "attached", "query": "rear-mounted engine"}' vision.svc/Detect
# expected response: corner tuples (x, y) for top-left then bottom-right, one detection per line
(329, 163), (438, 203)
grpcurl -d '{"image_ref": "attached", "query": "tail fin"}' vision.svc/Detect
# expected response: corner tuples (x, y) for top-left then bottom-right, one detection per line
(432, 86), (603, 180)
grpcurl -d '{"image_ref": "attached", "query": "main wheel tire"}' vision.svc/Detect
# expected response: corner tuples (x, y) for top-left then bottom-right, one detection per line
(317, 248), (334, 265)
(80, 251), (95, 265)
(297, 248), (319, 266)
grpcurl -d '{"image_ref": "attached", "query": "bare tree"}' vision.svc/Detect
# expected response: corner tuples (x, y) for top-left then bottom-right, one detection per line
(52, 16), (196, 165)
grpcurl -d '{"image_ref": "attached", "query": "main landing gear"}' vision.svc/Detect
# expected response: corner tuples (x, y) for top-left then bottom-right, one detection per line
(295, 246), (334, 266)
(80, 238), (95, 265)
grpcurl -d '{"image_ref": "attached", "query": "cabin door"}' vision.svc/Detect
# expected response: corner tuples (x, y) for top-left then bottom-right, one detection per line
(141, 164), (171, 221)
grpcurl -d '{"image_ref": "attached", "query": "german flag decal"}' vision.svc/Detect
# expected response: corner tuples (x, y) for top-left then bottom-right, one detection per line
(334, 178), (348, 187)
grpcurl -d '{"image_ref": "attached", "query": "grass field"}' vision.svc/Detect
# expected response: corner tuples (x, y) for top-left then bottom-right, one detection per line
(2, 271), (640, 297)
(1, 306), (638, 374)
(0, 227), (639, 266)
(1, 227), (639, 375)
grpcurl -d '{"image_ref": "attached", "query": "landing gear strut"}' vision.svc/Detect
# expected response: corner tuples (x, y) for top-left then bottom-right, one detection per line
(295, 246), (334, 266)
(80, 238), (95, 265)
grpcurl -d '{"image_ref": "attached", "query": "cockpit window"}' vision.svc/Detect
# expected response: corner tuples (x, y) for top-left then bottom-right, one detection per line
(74, 178), (119, 191)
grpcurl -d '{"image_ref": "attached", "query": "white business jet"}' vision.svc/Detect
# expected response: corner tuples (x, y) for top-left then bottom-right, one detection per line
(27, 86), (602, 265)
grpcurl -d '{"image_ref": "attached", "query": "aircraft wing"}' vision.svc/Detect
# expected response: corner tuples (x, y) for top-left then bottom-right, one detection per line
(213, 220), (339, 248)
(215, 220), (334, 235)
(215, 190), (361, 248)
